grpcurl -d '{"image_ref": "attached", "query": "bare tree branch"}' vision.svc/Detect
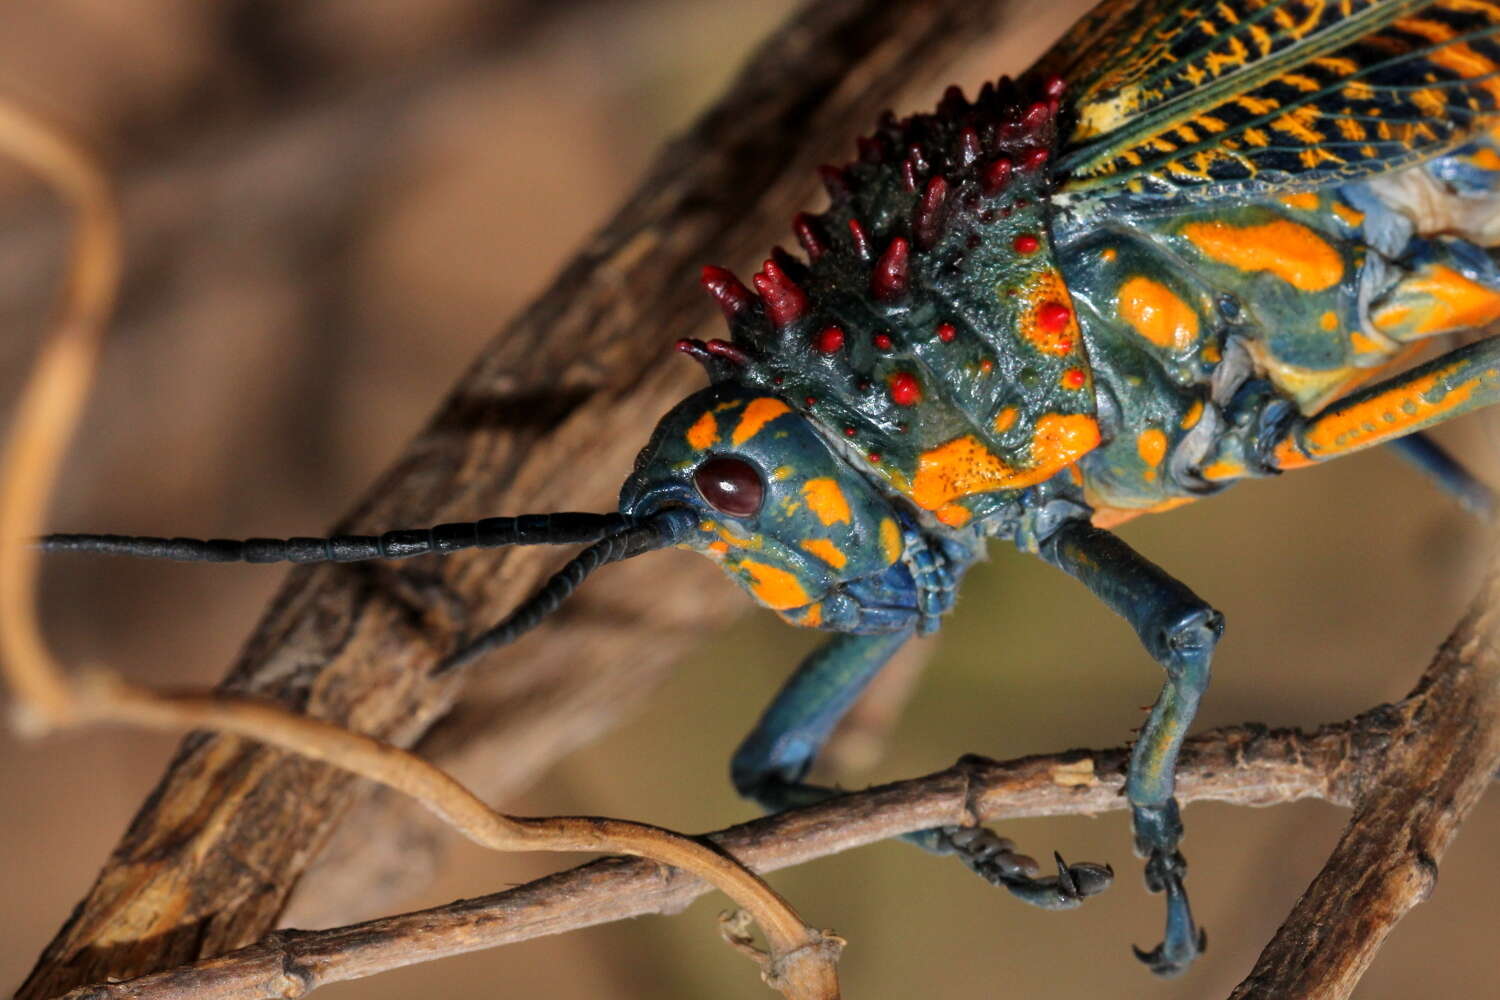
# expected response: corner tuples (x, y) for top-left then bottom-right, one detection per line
(41, 714), (1382, 1000)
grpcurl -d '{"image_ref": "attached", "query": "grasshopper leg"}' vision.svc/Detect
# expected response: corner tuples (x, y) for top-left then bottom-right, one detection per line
(1038, 518), (1222, 976)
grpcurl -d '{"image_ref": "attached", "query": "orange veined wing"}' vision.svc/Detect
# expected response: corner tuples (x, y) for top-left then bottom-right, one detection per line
(1038, 0), (1500, 202)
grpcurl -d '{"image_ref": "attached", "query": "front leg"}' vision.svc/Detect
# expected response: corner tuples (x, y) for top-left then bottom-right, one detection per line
(732, 630), (1111, 911)
(1038, 518), (1223, 977)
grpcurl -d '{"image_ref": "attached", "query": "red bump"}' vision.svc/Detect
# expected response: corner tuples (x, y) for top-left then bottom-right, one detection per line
(958, 127), (981, 166)
(1024, 101), (1051, 131)
(888, 372), (922, 407)
(871, 237), (910, 303)
(753, 258), (809, 328)
(873, 332), (894, 351)
(848, 218), (872, 260)
(1038, 301), (1072, 331)
(936, 322), (957, 343)
(901, 157), (918, 193)
(1021, 147), (1050, 170)
(815, 325), (846, 354)
(700, 265), (754, 318)
(914, 175), (950, 249)
(792, 213), (826, 260)
(1062, 368), (1087, 389)
(805, 395), (818, 406)
(982, 157), (1013, 195)
(844, 426), (857, 437)
(1044, 75), (1066, 99)
(1013, 234), (1040, 254)
(867, 452), (882, 463)
(705, 339), (751, 365)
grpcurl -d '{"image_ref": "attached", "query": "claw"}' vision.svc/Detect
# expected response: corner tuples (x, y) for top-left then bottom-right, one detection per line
(1133, 848), (1206, 977)
(935, 826), (1113, 910)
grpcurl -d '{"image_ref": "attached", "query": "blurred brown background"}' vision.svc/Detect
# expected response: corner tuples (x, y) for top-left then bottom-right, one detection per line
(1, 1), (1496, 997)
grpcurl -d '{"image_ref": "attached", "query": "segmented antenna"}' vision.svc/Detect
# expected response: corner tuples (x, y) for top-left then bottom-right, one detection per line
(432, 508), (695, 675)
(38, 512), (630, 564)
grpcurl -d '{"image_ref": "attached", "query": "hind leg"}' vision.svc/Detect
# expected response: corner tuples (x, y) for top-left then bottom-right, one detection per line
(1387, 432), (1496, 520)
(1274, 336), (1500, 470)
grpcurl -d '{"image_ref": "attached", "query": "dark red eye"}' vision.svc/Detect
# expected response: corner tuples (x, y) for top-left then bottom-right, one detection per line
(693, 456), (764, 517)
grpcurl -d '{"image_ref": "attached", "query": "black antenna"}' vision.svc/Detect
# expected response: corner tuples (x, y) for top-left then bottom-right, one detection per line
(432, 507), (695, 676)
(38, 513), (630, 564)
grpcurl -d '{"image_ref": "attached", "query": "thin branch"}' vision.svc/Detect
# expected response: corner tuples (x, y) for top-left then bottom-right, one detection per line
(51, 715), (1370, 1000)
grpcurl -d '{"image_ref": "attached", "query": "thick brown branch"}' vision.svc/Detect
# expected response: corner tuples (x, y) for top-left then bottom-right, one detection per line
(1229, 559), (1500, 1000)
(55, 716), (1371, 1000)
(17, 2), (1023, 996)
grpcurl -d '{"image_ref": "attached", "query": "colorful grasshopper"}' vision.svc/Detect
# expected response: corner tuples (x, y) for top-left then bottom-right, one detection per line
(41, 0), (1500, 977)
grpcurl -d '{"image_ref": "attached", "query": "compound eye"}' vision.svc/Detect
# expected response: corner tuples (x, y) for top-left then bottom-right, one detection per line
(693, 456), (764, 517)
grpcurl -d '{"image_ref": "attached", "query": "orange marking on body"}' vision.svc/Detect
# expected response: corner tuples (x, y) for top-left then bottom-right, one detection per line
(1181, 218), (1343, 291)
(707, 540), (730, 556)
(739, 559), (811, 610)
(1018, 269), (1080, 355)
(800, 538), (847, 570)
(1350, 330), (1385, 354)
(936, 503), (972, 527)
(1181, 400), (1204, 428)
(993, 406), (1019, 433)
(1372, 265), (1500, 336)
(1201, 457), (1244, 481)
(1469, 147), (1500, 171)
(1117, 276), (1200, 350)
(685, 410), (718, 450)
(1137, 428), (1168, 469)
(731, 397), (791, 445)
(1091, 496), (1196, 529)
(798, 603), (823, 627)
(911, 415), (1099, 509)
(1278, 192), (1319, 211)
(879, 517), (902, 564)
(1062, 368), (1088, 389)
(1101, 247), (1118, 263)
(1273, 437), (1314, 470)
(1332, 202), (1365, 227)
(1320, 311), (1339, 331)
(802, 478), (852, 525)
(1300, 364), (1480, 459)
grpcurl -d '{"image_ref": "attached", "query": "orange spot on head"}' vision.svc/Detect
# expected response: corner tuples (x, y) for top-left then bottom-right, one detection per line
(802, 478), (852, 525)
(1320, 311), (1339, 331)
(799, 537), (847, 570)
(1181, 219), (1344, 291)
(738, 558), (812, 609)
(992, 406), (1019, 433)
(731, 397), (792, 445)
(1117, 276), (1200, 351)
(1101, 247), (1118, 263)
(686, 410), (718, 450)
(1062, 368), (1087, 389)
(879, 518), (902, 564)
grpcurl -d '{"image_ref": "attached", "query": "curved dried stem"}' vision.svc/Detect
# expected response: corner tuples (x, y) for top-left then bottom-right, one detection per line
(0, 103), (838, 1000)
